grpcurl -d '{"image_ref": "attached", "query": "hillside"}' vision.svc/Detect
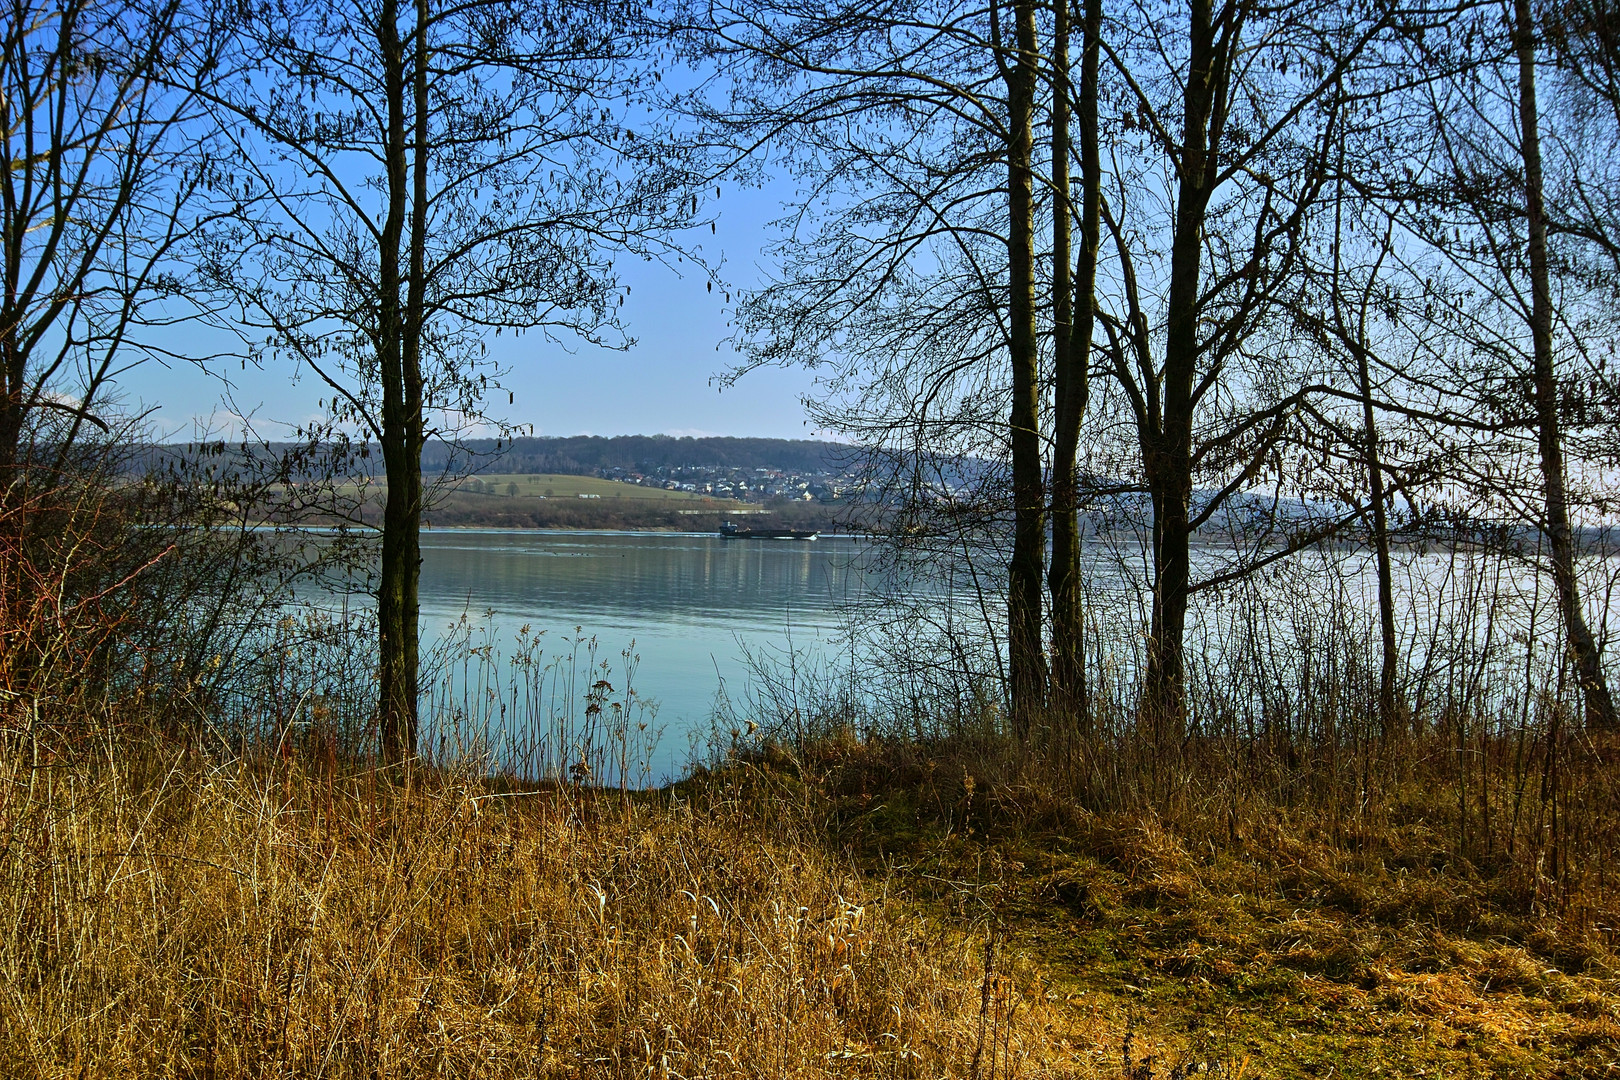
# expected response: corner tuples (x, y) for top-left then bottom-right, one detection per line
(307, 472), (857, 531)
(428, 435), (853, 476)
(134, 434), (858, 484)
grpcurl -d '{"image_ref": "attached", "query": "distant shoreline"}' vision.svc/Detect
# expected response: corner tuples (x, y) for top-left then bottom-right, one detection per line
(418, 521), (866, 536)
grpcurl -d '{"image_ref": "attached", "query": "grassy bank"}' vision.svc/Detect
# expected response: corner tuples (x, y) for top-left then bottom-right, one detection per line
(0, 737), (1057, 1078)
(775, 736), (1620, 1078)
(423, 493), (850, 532)
(453, 473), (735, 503)
(6, 722), (1620, 1077)
(317, 472), (859, 531)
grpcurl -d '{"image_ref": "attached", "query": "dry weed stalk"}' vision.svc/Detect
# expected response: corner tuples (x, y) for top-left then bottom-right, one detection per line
(0, 736), (1075, 1078)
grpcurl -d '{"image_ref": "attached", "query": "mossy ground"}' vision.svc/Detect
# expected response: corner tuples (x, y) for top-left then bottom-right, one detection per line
(817, 773), (1620, 1078)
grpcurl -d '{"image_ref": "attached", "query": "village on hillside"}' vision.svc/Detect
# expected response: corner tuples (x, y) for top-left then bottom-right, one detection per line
(598, 462), (853, 502)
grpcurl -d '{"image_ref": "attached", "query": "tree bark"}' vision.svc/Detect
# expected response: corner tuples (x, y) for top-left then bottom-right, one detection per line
(1005, 0), (1048, 735)
(1141, 0), (1220, 734)
(1512, 0), (1616, 731)
(1048, 0), (1099, 725)
(376, 0), (421, 764)
(1355, 335), (1400, 738)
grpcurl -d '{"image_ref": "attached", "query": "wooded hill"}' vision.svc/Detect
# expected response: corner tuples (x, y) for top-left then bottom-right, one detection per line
(427, 435), (851, 476)
(135, 435), (854, 480)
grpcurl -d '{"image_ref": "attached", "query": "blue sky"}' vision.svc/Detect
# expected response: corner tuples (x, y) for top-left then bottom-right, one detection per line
(115, 179), (827, 444)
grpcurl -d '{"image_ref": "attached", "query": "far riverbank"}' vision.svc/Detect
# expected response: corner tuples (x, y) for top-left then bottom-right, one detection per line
(422, 488), (865, 532)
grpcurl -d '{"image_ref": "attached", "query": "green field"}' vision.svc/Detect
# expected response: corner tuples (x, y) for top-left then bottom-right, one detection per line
(452, 472), (739, 504)
(283, 471), (831, 529)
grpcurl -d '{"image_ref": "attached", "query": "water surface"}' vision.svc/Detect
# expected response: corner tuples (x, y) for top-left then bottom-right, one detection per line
(415, 529), (874, 770)
(355, 528), (1620, 778)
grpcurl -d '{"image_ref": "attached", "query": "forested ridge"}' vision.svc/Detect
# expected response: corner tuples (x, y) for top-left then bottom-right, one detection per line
(430, 435), (851, 476)
(133, 434), (851, 478)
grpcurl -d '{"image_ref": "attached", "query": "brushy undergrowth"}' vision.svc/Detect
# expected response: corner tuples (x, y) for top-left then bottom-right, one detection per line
(0, 728), (1084, 1079)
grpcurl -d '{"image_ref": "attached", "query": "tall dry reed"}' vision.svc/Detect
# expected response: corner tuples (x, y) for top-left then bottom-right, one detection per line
(741, 537), (1620, 947)
(0, 725), (1069, 1078)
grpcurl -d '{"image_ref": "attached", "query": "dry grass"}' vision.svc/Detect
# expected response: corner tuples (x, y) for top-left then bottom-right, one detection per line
(0, 733), (1093, 1079)
(788, 737), (1620, 1078)
(9, 709), (1620, 1079)
(9, 726), (1620, 1078)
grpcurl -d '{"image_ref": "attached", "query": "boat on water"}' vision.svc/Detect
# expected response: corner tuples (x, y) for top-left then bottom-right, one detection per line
(719, 520), (820, 540)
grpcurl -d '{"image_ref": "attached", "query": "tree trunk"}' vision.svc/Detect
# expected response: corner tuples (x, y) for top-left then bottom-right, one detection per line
(376, 0), (420, 763)
(0, 354), (23, 690)
(1141, 0), (1218, 735)
(377, 467), (421, 763)
(2, 290), (28, 493)
(1356, 337), (1400, 738)
(1048, 0), (1100, 726)
(1512, 0), (1616, 731)
(1006, 0), (1047, 735)
(0, 386), (20, 483)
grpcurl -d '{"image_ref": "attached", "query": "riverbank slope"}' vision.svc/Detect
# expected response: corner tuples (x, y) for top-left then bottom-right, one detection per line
(6, 730), (1617, 1077)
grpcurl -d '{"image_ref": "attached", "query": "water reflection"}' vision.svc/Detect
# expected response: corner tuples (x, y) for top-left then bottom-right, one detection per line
(420, 530), (870, 632)
(327, 528), (1619, 779)
(414, 530), (876, 772)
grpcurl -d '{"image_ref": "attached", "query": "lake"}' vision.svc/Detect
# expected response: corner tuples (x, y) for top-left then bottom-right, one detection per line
(411, 529), (876, 777)
(324, 527), (1617, 782)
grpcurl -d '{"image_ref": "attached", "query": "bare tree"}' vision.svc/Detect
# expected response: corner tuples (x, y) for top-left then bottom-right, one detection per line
(1509, 0), (1614, 728)
(1388, 0), (1619, 731)
(0, 0), (217, 480)
(0, 0), (227, 711)
(1309, 208), (1410, 737)
(1292, 199), (1448, 740)
(1002, 0), (1050, 731)
(687, 0), (1414, 740)
(1085, 0), (1394, 731)
(205, 0), (706, 760)
(683, 0), (1105, 728)
(1047, 0), (1101, 719)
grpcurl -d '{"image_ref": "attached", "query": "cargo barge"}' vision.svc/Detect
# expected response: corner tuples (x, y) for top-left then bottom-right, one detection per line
(718, 520), (819, 540)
